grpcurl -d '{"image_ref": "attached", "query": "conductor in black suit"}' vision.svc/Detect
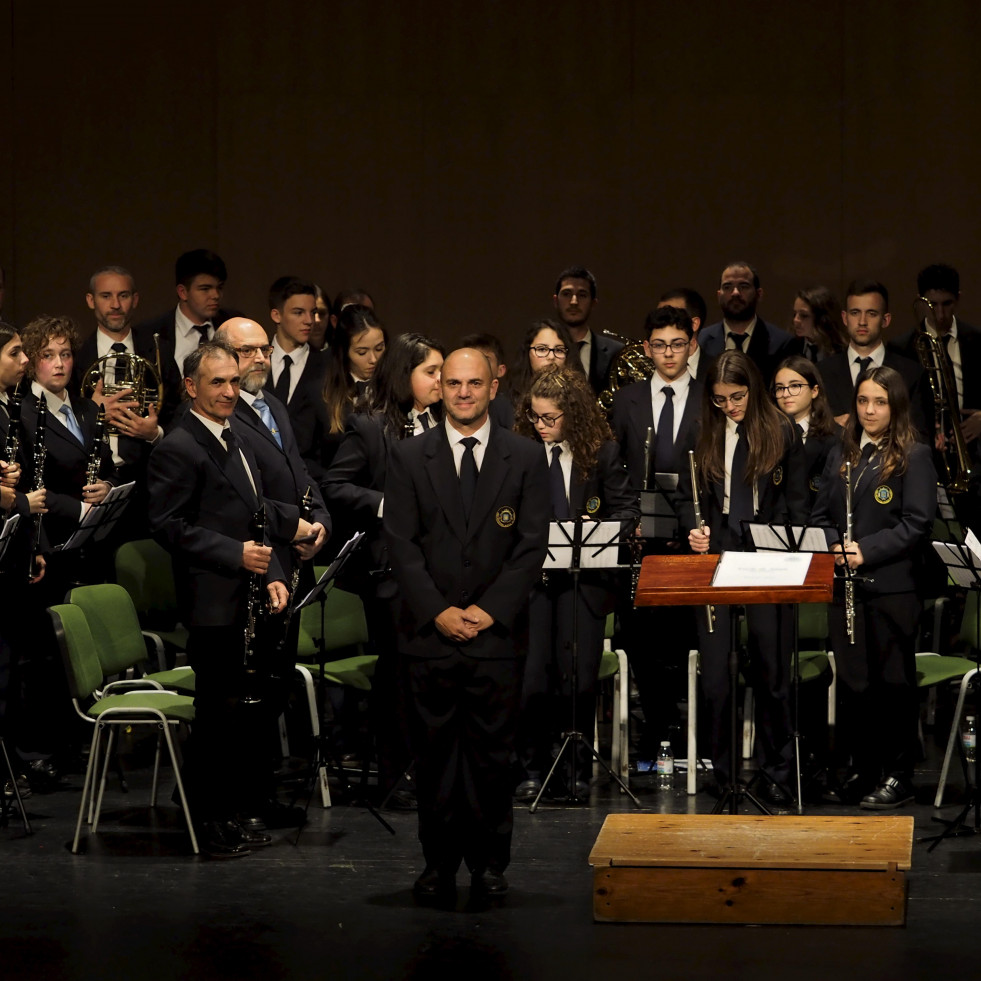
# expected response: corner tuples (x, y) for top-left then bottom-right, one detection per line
(148, 341), (316, 857)
(136, 249), (238, 377)
(552, 265), (623, 394)
(697, 262), (794, 385)
(384, 348), (550, 900)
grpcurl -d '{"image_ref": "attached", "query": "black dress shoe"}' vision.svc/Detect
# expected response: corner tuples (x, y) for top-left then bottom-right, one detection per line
(234, 821), (273, 847)
(471, 869), (509, 896)
(860, 777), (914, 810)
(201, 820), (252, 858)
(413, 867), (456, 900)
(241, 800), (307, 830)
(514, 779), (541, 802)
(756, 777), (793, 809)
(25, 759), (63, 791)
(822, 771), (872, 805)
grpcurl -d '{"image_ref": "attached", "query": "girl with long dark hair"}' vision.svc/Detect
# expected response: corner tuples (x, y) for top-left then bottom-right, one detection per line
(811, 366), (937, 808)
(508, 319), (585, 415)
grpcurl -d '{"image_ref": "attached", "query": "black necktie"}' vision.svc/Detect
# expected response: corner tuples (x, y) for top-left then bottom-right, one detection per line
(855, 356), (872, 378)
(459, 436), (479, 521)
(418, 411), (431, 431)
(795, 422), (805, 443)
(110, 342), (128, 385)
(804, 341), (816, 362)
(221, 430), (258, 507)
(655, 385), (676, 473)
(274, 354), (293, 404)
(728, 423), (754, 531)
(729, 333), (747, 351)
(193, 324), (211, 347)
(550, 444), (569, 520)
(939, 333), (954, 367)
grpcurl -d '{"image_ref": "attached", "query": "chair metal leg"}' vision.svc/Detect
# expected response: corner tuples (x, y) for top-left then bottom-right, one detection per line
(150, 726), (163, 807)
(687, 649), (699, 795)
(614, 648), (630, 784)
(92, 727), (117, 834)
(86, 722), (106, 826)
(935, 669), (978, 807)
(73, 735), (100, 854)
(296, 664), (331, 808)
(162, 722), (198, 855)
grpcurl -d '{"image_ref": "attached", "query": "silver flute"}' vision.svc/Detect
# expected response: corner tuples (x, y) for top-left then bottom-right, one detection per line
(844, 459), (856, 644)
(689, 450), (714, 634)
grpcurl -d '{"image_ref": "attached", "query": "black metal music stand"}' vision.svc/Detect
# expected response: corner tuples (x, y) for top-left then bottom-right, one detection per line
(922, 538), (981, 851)
(640, 472), (680, 540)
(529, 517), (641, 812)
(53, 481), (135, 573)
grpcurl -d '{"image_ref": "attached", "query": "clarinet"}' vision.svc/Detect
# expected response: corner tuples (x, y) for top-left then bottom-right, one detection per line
(85, 404), (106, 486)
(280, 486), (314, 637)
(28, 396), (48, 581)
(242, 504), (266, 705)
(688, 450), (715, 634)
(844, 459), (856, 645)
(4, 385), (21, 464)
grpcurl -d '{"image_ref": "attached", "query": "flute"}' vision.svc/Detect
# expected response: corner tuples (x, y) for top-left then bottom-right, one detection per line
(643, 425), (653, 492)
(844, 459), (856, 645)
(28, 396), (47, 581)
(688, 450), (714, 634)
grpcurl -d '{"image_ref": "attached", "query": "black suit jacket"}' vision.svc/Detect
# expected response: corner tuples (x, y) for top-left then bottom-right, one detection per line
(698, 318), (794, 384)
(18, 392), (117, 549)
(801, 426), (843, 508)
(811, 442), (937, 594)
(889, 320), (981, 412)
(384, 422), (550, 659)
(147, 412), (299, 627)
(586, 330), (624, 394)
(676, 420), (809, 552)
(232, 393), (331, 575)
(819, 348), (932, 441)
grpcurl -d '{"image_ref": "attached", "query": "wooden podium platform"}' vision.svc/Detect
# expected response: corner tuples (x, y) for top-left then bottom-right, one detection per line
(589, 813), (913, 925)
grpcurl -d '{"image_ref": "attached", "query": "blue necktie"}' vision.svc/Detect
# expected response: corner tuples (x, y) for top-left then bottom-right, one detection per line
(252, 397), (282, 449)
(59, 403), (85, 445)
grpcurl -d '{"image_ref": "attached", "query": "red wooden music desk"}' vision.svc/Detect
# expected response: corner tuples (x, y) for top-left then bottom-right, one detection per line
(634, 552), (834, 608)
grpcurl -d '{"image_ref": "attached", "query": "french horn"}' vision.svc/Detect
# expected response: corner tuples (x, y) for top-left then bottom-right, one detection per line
(81, 337), (164, 435)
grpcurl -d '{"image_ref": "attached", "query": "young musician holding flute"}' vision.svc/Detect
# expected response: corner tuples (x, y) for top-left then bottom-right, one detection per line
(678, 350), (809, 806)
(811, 366), (937, 809)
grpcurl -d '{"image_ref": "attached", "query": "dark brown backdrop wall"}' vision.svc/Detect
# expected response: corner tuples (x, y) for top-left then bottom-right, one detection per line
(2, 0), (980, 353)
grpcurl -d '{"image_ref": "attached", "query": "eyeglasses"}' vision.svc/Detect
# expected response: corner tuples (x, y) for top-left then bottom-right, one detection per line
(648, 339), (689, 354)
(720, 282), (755, 294)
(773, 382), (807, 397)
(530, 345), (568, 359)
(233, 345), (274, 358)
(526, 411), (564, 427)
(710, 389), (749, 407)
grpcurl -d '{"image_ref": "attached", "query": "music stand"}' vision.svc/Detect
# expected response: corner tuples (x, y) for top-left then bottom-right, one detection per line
(0, 515), (32, 834)
(53, 482), (135, 555)
(530, 518), (641, 811)
(640, 473), (680, 540)
(635, 552), (834, 814)
(922, 538), (981, 851)
(746, 523), (833, 813)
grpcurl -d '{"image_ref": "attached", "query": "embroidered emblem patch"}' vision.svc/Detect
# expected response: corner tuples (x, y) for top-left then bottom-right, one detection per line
(496, 506), (516, 527)
(586, 496), (601, 514)
(772, 466), (783, 486)
(809, 476), (820, 492)
(874, 485), (893, 505)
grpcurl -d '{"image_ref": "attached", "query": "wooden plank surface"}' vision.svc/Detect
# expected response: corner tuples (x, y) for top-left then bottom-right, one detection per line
(593, 866), (907, 925)
(588, 814), (914, 871)
(634, 553), (835, 607)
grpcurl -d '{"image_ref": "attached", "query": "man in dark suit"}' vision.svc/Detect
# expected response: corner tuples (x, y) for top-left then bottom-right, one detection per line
(698, 262), (793, 385)
(148, 341), (316, 857)
(612, 306), (703, 761)
(263, 277), (329, 482)
(819, 279), (932, 441)
(552, 265), (623, 395)
(657, 287), (710, 384)
(137, 249), (238, 377)
(384, 348), (550, 900)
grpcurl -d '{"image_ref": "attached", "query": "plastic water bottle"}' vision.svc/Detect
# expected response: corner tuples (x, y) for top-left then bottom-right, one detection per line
(656, 741), (674, 790)
(963, 716), (977, 765)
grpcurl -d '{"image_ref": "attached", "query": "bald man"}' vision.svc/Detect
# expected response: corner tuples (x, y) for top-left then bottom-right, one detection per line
(384, 348), (550, 900)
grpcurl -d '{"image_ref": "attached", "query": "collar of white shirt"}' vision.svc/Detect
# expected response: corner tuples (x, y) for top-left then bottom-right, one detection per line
(445, 415), (493, 470)
(272, 335), (309, 374)
(175, 304), (212, 338)
(32, 380), (71, 415)
(96, 330), (135, 358)
(652, 371), (690, 398)
(847, 343), (885, 368)
(190, 408), (230, 445)
(724, 317), (756, 343)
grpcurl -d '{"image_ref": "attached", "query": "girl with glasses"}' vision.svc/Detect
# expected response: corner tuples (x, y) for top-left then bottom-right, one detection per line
(772, 355), (841, 508)
(677, 350), (809, 807)
(811, 366), (936, 810)
(508, 319), (585, 419)
(512, 365), (637, 800)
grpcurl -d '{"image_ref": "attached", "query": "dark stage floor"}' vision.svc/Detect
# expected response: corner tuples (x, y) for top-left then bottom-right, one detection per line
(3, 746), (981, 981)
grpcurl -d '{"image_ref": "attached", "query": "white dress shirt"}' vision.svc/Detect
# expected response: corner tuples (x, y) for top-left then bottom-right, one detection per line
(445, 416), (492, 475)
(173, 305), (214, 377)
(543, 439), (573, 504)
(190, 409), (258, 499)
(847, 342), (886, 384)
(271, 336), (310, 403)
(722, 415), (758, 516)
(650, 370), (690, 443)
(724, 317), (757, 351)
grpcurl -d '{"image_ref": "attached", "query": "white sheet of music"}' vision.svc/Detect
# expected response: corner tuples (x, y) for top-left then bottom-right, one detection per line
(711, 550), (812, 588)
(964, 528), (981, 566)
(544, 521), (621, 570)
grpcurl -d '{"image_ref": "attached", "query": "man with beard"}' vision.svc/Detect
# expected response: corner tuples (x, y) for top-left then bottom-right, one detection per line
(384, 348), (550, 901)
(214, 316), (330, 829)
(698, 262), (793, 384)
(552, 266), (622, 394)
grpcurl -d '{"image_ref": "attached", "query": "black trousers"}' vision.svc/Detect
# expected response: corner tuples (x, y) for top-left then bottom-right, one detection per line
(828, 587), (920, 783)
(406, 650), (520, 875)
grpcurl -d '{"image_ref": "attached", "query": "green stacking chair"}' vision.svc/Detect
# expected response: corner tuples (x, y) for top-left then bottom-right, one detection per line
(49, 604), (198, 855)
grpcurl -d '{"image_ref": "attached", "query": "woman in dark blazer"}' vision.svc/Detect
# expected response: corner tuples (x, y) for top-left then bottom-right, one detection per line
(677, 351), (809, 806)
(772, 355), (842, 510)
(512, 365), (638, 799)
(323, 331), (444, 805)
(811, 365), (937, 809)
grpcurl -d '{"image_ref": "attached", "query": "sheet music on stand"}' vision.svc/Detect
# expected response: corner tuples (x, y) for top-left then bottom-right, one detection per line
(934, 532), (981, 589)
(53, 481), (136, 552)
(0, 514), (21, 565)
(935, 486), (962, 541)
(545, 520), (622, 569)
(745, 522), (831, 554)
(294, 530), (366, 610)
(640, 472), (679, 539)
